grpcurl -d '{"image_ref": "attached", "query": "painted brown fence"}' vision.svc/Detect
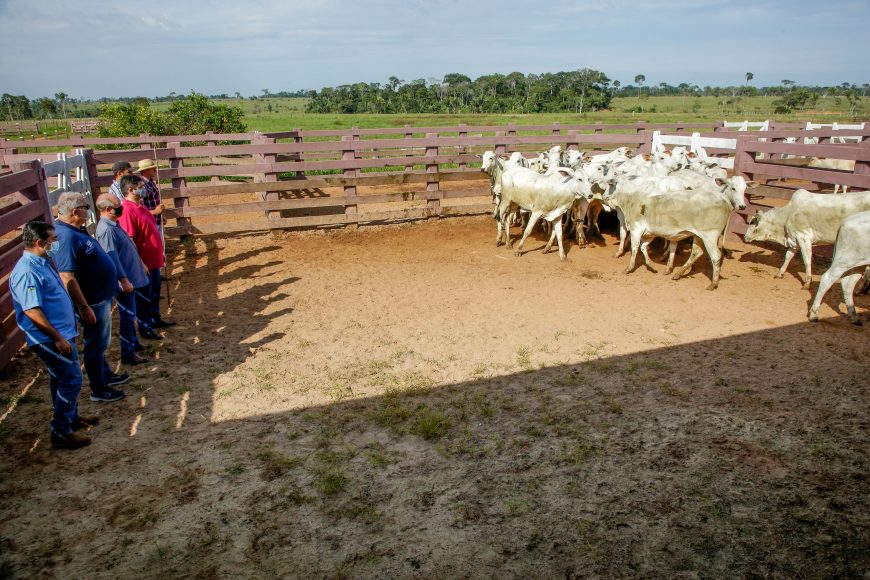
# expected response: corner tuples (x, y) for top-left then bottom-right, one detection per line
(0, 161), (54, 370)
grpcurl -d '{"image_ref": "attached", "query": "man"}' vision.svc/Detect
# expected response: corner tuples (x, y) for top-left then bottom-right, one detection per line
(108, 161), (133, 203)
(94, 194), (151, 364)
(135, 159), (164, 231)
(9, 221), (99, 449)
(117, 175), (176, 333)
(53, 192), (127, 402)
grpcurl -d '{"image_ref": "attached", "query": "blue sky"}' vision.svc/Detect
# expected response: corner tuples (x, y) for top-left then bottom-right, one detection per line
(1, 0), (868, 100)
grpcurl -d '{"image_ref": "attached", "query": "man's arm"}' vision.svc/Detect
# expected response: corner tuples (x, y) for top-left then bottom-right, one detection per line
(22, 307), (72, 355)
(58, 272), (96, 325)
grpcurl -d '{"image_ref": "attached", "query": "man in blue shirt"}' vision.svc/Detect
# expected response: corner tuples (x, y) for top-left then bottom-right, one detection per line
(53, 192), (126, 402)
(94, 194), (150, 365)
(10, 220), (98, 449)
(108, 161), (133, 203)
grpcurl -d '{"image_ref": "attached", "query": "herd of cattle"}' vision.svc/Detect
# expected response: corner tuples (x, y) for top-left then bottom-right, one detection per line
(479, 145), (870, 325)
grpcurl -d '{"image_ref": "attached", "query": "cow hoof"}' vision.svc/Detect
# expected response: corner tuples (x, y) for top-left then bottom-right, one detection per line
(773, 273), (783, 279)
(665, 268), (674, 275)
(852, 319), (864, 326)
(706, 284), (718, 291)
(560, 255), (566, 262)
(671, 273), (683, 281)
(514, 251), (522, 257)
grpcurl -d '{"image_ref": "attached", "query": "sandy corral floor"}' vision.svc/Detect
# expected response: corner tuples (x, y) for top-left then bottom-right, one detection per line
(0, 216), (868, 578)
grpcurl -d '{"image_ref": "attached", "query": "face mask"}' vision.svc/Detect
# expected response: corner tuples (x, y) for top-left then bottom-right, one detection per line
(113, 205), (124, 217)
(136, 188), (147, 199)
(46, 240), (60, 258)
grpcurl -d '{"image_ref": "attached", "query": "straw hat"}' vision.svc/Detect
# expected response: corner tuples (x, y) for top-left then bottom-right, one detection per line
(135, 159), (158, 173)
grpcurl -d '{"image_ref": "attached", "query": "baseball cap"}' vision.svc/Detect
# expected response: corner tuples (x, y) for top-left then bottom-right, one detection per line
(112, 161), (133, 175)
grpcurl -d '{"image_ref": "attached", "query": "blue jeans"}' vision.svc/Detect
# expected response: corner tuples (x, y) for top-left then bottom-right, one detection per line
(82, 298), (113, 393)
(31, 341), (82, 436)
(115, 290), (141, 358)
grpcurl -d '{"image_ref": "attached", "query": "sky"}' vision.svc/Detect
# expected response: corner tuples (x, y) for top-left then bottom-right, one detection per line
(1, 0), (868, 100)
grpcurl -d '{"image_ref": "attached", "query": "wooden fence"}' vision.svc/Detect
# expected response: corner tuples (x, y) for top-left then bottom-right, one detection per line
(0, 161), (54, 369)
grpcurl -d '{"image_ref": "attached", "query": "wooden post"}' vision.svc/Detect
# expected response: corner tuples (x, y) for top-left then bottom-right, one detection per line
(733, 134), (755, 181)
(425, 133), (439, 219)
(16, 160), (53, 223)
(638, 130), (652, 155)
(342, 135), (357, 225)
(139, 133), (151, 150)
(207, 131), (220, 184)
(255, 135), (278, 218)
(494, 131), (506, 156)
(83, 148), (101, 199)
(567, 130), (579, 151)
(854, 139), (870, 178)
(404, 124), (413, 172)
(551, 122), (561, 136)
(458, 123), (468, 170)
(294, 127), (305, 178)
(168, 142), (190, 232)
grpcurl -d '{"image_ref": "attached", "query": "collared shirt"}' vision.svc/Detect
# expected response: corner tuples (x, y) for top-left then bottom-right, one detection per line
(140, 177), (161, 212)
(109, 180), (124, 203)
(9, 252), (78, 346)
(52, 219), (119, 305)
(95, 217), (149, 289)
(118, 198), (164, 270)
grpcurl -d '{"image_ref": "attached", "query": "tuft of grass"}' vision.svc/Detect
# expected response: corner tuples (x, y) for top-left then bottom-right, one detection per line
(225, 464), (246, 476)
(516, 346), (533, 371)
(312, 470), (347, 495)
(413, 408), (451, 440)
(603, 399), (624, 414)
(256, 447), (304, 480)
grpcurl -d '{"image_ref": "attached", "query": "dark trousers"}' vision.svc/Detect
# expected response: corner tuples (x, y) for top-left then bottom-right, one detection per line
(82, 298), (113, 393)
(31, 341), (82, 436)
(115, 290), (141, 358)
(147, 268), (162, 323)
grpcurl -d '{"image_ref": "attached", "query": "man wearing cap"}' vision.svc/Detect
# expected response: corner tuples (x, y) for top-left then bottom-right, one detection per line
(53, 192), (127, 403)
(108, 161), (133, 203)
(9, 220), (99, 449)
(117, 175), (176, 332)
(94, 193), (152, 364)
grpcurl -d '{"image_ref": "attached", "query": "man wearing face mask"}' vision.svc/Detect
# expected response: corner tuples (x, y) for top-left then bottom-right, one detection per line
(53, 192), (127, 403)
(95, 194), (151, 365)
(117, 175), (175, 335)
(10, 220), (100, 449)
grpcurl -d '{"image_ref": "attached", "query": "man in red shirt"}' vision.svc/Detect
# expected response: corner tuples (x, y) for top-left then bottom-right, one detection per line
(117, 175), (176, 333)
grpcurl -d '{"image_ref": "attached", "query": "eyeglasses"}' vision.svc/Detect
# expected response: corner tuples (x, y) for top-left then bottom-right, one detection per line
(75, 205), (89, 210)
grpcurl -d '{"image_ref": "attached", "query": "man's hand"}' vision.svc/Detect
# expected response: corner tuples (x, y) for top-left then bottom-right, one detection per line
(54, 337), (72, 356)
(120, 278), (134, 293)
(152, 203), (164, 216)
(80, 305), (96, 325)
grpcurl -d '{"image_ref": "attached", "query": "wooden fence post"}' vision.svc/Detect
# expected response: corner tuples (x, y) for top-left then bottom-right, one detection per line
(733, 134), (755, 181)
(551, 122), (561, 136)
(404, 124), (413, 172)
(206, 131), (220, 184)
(638, 130), (652, 155)
(342, 135), (357, 225)
(15, 160), (53, 223)
(139, 133), (151, 150)
(494, 131), (506, 157)
(167, 142), (190, 232)
(855, 139), (870, 177)
(83, 148), (101, 199)
(567, 130), (579, 151)
(458, 123), (468, 170)
(254, 135), (278, 218)
(294, 128), (305, 178)
(425, 132), (439, 219)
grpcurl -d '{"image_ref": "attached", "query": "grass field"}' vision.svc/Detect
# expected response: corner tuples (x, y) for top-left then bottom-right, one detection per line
(150, 95), (867, 133)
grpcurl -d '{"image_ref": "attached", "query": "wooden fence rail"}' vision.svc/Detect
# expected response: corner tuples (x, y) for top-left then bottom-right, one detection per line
(0, 161), (54, 370)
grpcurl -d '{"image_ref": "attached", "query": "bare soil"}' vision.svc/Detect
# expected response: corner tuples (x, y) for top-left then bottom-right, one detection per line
(0, 216), (868, 578)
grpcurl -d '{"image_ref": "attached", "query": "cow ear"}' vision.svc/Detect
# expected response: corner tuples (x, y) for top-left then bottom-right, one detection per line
(714, 177), (726, 186)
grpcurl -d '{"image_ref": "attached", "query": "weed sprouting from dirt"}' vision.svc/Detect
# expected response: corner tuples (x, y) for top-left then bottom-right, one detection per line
(413, 407), (451, 440)
(516, 346), (533, 371)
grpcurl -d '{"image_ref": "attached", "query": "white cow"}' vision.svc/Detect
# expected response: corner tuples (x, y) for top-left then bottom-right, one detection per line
(496, 165), (594, 260)
(743, 189), (870, 288)
(807, 157), (856, 194)
(605, 184), (734, 289)
(808, 211), (870, 325)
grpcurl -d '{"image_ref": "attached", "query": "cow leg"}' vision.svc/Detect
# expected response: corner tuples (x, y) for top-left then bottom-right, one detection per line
(615, 210), (629, 258)
(840, 272), (864, 325)
(554, 216), (567, 261)
(776, 243), (798, 279)
(639, 239), (658, 272)
(858, 266), (870, 295)
(796, 236), (814, 289)
(586, 203), (602, 238)
(809, 264), (847, 322)
(625, 229), (645, 274)
(697, 232), (723, 290)
(515, 211), (543, 257)
(674, 237), (704, 281)
(543, 217), (559, 254)
(665, 241), (679, 274)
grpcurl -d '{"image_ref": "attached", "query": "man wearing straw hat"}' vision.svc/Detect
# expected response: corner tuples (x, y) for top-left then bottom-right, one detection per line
(135, 159), (164, 232)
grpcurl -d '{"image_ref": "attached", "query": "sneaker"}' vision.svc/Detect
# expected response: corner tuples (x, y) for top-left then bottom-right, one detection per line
(90, 389), (126, 403)
(73, 415), (100, 430)
(133, 344), (146, 352)
(121, 353), (148, 366)
(140, 328), (163, 340)
(51, 431), (92, 449)
(106, 372), (129, 386)
(152, 319), (177, 328)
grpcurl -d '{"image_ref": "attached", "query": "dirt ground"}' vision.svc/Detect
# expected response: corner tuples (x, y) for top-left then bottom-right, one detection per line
(0, 216), (868, 578)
